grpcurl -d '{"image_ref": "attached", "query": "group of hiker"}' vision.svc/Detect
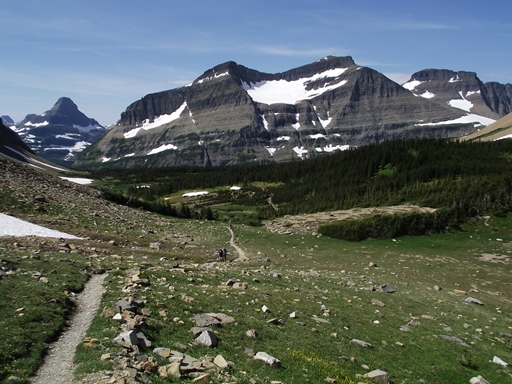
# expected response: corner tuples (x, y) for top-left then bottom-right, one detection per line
(217, 247), (227, 262)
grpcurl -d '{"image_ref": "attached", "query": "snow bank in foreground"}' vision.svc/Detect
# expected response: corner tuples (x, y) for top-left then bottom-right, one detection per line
(0, 213), (82, 239)
(60, 177), (94, 185)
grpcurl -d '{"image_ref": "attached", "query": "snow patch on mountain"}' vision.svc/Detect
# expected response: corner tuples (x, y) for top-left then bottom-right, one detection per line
(60, 177), (94, 185)
(260, 114), (269, 130)
(43, 141), (90, 152)
(242, 67), (348, 105)
(265, 147), (277, 156)
(316, 144), (350, 153)
(147, 143), (178, 155)
(124, 102), (188, 138)
(293, 146), (308, 159)
(419, 91), (435, 99)
(25, 121), (49, 127)
(403, 80), (424, 91)
(448, 92), (474, 112)
(416, 113), (495, 128)
(197, 71), (229, 84)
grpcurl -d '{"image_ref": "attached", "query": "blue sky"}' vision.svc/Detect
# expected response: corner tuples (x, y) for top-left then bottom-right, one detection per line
(2, 0), (511, 125)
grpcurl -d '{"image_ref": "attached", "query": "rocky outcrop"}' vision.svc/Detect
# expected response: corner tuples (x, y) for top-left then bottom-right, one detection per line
(403, 69), (512, 119)
(11, 97), (106, 166)
(76, 56), (511, 169)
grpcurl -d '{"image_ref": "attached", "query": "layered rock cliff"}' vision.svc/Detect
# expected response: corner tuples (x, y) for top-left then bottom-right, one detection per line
(75, 56), (507, 169)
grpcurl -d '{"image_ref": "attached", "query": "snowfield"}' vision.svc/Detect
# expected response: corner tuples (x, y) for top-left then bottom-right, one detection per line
(0, 213), (82, 239)
(242, 67), (348, 105)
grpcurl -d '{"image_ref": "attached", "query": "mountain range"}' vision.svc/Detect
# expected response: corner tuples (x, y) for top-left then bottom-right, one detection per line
(74, 56), (512, 169)
(4, 56), (512, 170)
(8, 97), (107, 166)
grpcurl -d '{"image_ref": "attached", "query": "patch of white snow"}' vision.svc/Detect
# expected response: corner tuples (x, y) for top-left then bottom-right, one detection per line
(402, 80), (423, 91)
(420, 91), (435, 99)
(60, 177), (94, 185)
(415, 114), (495, 127)
(0, 213), (82, 239)
(293, 146), (308, 159)
(182, 191), (209, 197)
(147, 144), (178, 155)
(265, 147), (277, 156)
(242, 67), (348, 105)
(124, 102), (188, 139)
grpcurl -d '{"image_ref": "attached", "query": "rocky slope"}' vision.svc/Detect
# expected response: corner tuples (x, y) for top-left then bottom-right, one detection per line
(76, 56), (509, 169)
(11, 97), (106, 166)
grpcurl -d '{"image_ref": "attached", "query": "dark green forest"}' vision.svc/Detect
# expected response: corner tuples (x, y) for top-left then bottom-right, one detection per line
(85, 138), (512, 239)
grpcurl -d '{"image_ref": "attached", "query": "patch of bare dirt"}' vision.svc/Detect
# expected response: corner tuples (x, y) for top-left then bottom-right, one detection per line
(264, 205), (437, 236)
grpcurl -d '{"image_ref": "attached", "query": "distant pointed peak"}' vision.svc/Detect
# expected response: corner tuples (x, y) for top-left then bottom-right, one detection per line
(50, 97), (79, 113)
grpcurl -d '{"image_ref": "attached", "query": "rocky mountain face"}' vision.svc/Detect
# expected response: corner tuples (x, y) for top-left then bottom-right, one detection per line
(403, 69), (512, 120)
(0, 120), (68, 172)
(11, 97), (106, 166)
(75, 56), (512, 169)
(1, 115), (14, 125)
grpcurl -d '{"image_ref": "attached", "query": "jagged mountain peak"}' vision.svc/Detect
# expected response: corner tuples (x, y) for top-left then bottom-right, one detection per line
(49, 96), (81, 115)
(194, 56), (358, 87)
(75, 56), (512, 170)
(12, 97), (106, 166)
(18, 96), (103, 129)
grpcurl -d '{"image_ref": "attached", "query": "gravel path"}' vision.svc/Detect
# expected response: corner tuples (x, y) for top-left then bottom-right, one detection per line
(228, 226), (247, 261)
(30, 274), (108, 384)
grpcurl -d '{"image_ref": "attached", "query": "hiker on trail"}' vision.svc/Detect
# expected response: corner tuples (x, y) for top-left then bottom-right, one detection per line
(217, 248), (227, 262)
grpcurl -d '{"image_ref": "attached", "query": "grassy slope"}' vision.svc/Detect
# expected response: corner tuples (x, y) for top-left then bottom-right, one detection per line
(3, 213), (511, 383)
(1, 156), (512, 383)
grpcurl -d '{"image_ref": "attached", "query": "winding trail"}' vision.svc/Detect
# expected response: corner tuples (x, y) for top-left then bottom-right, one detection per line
(228, 226), (247, 261)
(30, 273), (108, 384)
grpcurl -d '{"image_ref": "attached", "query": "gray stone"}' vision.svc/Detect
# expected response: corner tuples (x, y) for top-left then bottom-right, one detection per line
(213, 354), (229, 368)
(440, 335), (469, 347)
(136, 331), (151, 349)
(465, 297), (484, 305)
(366, 369), (388, 384)
(254, 351), (280, 366)
(470, 375), (491, 384)
(492, 355), (508, 367)
(195, 330), (218, 347)
(115, 330), (139, 346)
(350, 339), (373, 348)
(312, 316), (330, 324)
(194, 313), (220, 327)
(380, 284), (395, 293)
(371, 299), (385, 307)
(246, 329), (257, 338)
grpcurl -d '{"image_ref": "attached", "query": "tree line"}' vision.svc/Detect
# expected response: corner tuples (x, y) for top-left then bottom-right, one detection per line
(87, 138), (512, 239)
